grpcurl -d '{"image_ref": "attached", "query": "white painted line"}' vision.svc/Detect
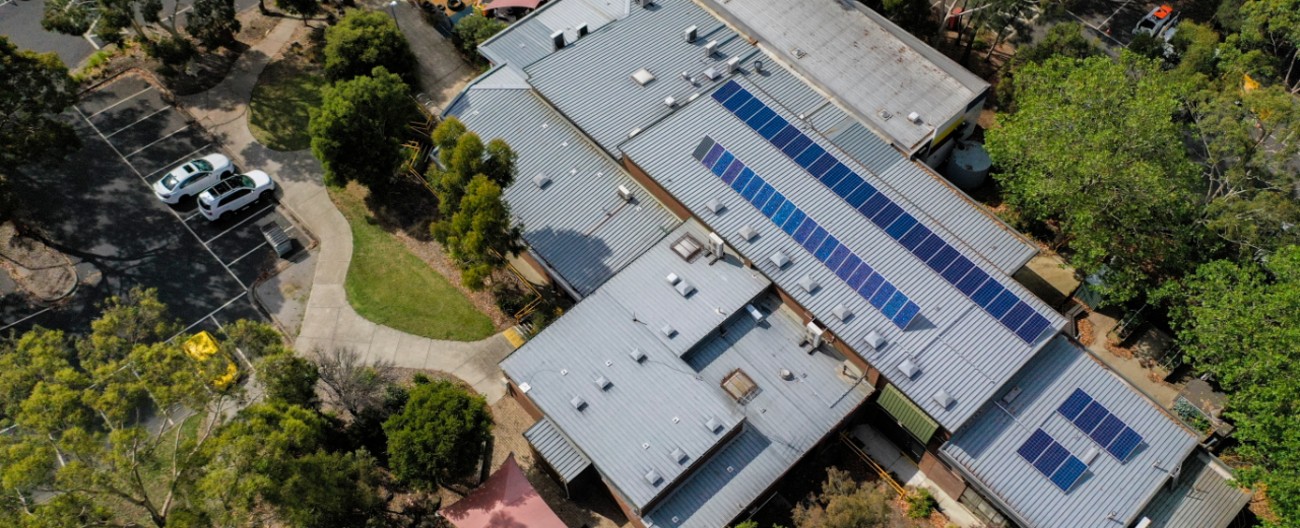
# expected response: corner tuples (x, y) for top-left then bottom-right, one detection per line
(143, 143), (213, 180)
(204, 203), (274, 245)
(86, 85), (153, 119)
(169, 291), (247, 341)
(184, 210), (203, 221)
(0, 307), (53, 332)
(225, 241), (269, 266)
(104, 106), (171, 138)
(123, 124), (192, 158)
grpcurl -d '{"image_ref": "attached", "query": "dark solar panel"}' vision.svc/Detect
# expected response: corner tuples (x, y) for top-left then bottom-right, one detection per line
(1074, 402), (1108, 433)
(736, 97), (765, 121)
(701, 143), (724, 167)
(882, 292), (907, 317)
(1090, 415), (1125, 447)
(826, 244), (851, 271)
(941, 256), (974, 284)
(927, 246), (960, 273)
(846, 184), (877, 210)
(721, 160), (743, 184)
(872, 201), (905, 229)
(898, 224), (930, 250)
(711, 80), (741, 102)
(762, 193), (785, 217)
(820, 163), (850, 187)
(782, 210), (806, 235)
(802, 226), (828, 253)
(746, 106), (777, 130)
(814, 237), (838, 261)
(1057, 389), (1092, 420)
(1000, 302), (1035, 333)
(771, 125), (799, 149)
(808, 153), (837, 178)
(731, 168), (754, 192)
(752, 183), (775, 210)
(1051, 457), (1088, 492)
(1016, 314), (1051, 343)
(781, 134), (812, 158)
(986, 290), (1019, 318)
(1019, 429), (1089, 493)
(859, 192), (889, 217)
(831, 174), (862, 199)
(1107, 428), (1143, 461)
(722, 91), (751, 112)
(886, 214), (918, 240)
(1018, 429), (1052, 461)
(848, 264), (873, 290)
(955, 267), (989, 296)
(795, 144), (825, 169)
(837, 254), (862, 281)
(893, 301), (921, 328)
(869, 282), (896, 309)
(773, 201), (796, 226)
(1058, 389), (1146, 462)
(859, 272), (884, 300)
(913, 234), (944, 261)
(758, 115), (788, 139)
(1034, 443), (1070, 475)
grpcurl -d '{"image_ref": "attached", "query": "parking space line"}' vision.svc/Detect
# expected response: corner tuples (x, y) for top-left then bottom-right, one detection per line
(124, 124), (193, 158)
(203, 203), (275, 245)
(184, 211), (203, 221)
(170, 291), (247, 341)
(225, 241), (269, 267)
(86, 85), (153, 119)
(73, 106), (248, 292)
(144, 143), (214, 181)
(0, 307), (52, 332)
(104, 106), (171, 138)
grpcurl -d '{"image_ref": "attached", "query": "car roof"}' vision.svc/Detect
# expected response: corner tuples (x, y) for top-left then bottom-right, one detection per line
(206, 174), (250, 197)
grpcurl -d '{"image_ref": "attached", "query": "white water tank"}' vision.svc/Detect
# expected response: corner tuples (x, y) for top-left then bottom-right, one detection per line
(944, 140), (992, 191)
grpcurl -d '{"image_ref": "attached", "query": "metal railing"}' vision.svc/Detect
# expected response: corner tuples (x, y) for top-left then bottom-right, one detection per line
(839, 430), (906, 496)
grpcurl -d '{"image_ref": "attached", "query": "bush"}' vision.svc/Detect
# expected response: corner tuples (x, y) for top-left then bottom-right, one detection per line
(905, 488), (936, 519)
(452, 14), (506, 61)
(323, 10), (419, 88)
(383, 379), (492, 489)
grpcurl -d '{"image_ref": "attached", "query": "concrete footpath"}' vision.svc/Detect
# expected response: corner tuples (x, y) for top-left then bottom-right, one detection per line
(178, 17), (513, 403)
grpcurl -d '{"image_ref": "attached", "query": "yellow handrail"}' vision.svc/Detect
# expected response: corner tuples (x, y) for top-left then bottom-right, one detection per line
(839, 430), (906, 496)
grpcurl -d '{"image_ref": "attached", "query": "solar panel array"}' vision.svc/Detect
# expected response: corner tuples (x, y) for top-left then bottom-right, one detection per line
(1057, 389), (1145, 462)
(692, 136), (921, 329)
(1017, 429), (1089, 492)
(710, 80), (1051, 344)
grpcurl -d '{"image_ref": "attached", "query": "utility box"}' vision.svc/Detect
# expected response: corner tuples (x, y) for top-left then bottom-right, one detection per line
(261, 221), (293, 258)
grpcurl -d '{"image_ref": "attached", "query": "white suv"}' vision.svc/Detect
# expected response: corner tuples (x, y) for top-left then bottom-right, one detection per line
(153, 153), (233, 204)
(197, 171), (275, 221)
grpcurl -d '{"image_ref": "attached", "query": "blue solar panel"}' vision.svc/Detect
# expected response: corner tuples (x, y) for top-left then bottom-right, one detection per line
(722, 91), (751, 112)
(955, 267), (989, 296)
(702, 143), (724, 167)
(826, 244), (851, 271)
(1016, 313), (1051, 343)
(971, 280), (1003, 308)
(773, 200), (796, 225)
(847, 263), (872, 290)
(720, 160), (743, 184)
(845, 184), (877, 210)
(1018, 429), (1053, 462)
(759, 115), (788, 139)
(814, 237), (838, 261)
(869, 282), (896, 309)
(893, 301), (921, 328)
(1075, 402), (1107, 433)
(808, 153), (837, 178)
(735, 97), (765, 121)
(713, 80), (741, 102)
(885, 213), (917, 240)
(1090, 415), (1125, 447)
(752, 183), (775, 211)
(882, 292), (907, 317)
(1051, 457), (1088, 492)
(820, 163), (850, 187)
(859, 272), (884, 299)
(898, 224), (930, 250)
(859, 192), (889, 217)
(740, 177), (764, 201)
(761, 192), (784, 217)
(782, 209), (806, 235)
(837, 254), (862, 281)
(927, 246), (960, 273)
(1000, 302), (1035, 334)
(795, 144), (825, 169)
(831, 174), (862, 199)
(871, 201), (904, 229)
(746, 106), (777, 130)
(1057, 389), (1092, 420)
(712, 151), (734, 174)
(781, 134), (812, 158)
(941, 256), (974, 285)
(1107, 428), (1142, 461)
(986, 290), (1018, 318)
(803, 226), (828, 254)
(1035, 444), (1069, 475)
(792, 216), (816, 243)
(771, 125), (800, 149)
(913, 235), (945, 261)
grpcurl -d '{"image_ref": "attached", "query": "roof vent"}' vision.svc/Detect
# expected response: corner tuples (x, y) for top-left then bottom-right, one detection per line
(769, 251), (790, 269)
(628, 127), (641, 138)
(702, 67), (721, 81)
(674, 280), (695, 297)
(863, 331), (886, 351)
(617, 185), (634, 201)
(576, 23), (588, 38)
(632, 68), (655, 86)
(704, 40), (719, 58)
(933, 389), (955, 409)
(644, 469), (663, 486)
(779, 368), (794, 380)
(550, 30), (565, 51)
(661, 324), (676, 338)
(753, 60), (763, 73)
(745, 303), (765, 322)
(666, 272), (681, 285)
(797, 275), (819, 294)
(705, 198), (724, 214)
(1082, 446), (1100, 465)
(908, 111), (922, 124)
(832, 304), (852, 322)
(570, 396), (587, 411)
(1001, 386), (1022, 404)
(595, 376), (612, 391)
(725, 56), (740, 74)
(630, 348), (647, 362)
(664, 96), (677, 108)
(684, 25), (697, 43)
(738, 225), (757, 242)
(532, 174), (551, 189)
(670, 447), (689, 464)
(705, 416), (723, 433)
(898, 359), (920, 379)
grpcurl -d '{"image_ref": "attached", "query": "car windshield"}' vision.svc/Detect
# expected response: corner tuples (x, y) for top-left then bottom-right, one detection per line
(239, 175), (255, 188)
(161, 174), (179, 190)
(192, 159), (213, 172)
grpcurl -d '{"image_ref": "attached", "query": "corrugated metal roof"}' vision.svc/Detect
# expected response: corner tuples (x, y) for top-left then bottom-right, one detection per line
(878, 383), (939, 442)
(525, 417), (593, 483)
(479, 0), (630, 73)
(1139, 451), (1250, 528)
(698, 0), (988, 153)
(939, 336), (1200, 528)
(445, 72), (681, 295)
(620, 77), (1067, 432)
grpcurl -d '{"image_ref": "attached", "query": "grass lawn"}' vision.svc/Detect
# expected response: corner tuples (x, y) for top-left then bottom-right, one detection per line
(249, 57), (325, 151)
(331, 185), (495, 341)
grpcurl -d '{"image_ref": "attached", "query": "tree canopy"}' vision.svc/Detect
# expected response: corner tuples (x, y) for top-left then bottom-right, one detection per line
(309, 66), (418, 188)
(432, 175), (523, 290)
(383, 379), (492, 490)
(187, 0), (242, 48)
(0, 37), (79, 171)
(324, 10), (420, 88)
(452, 14), (506, 61)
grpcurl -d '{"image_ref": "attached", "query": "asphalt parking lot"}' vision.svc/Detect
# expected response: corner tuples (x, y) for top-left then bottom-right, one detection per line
(2, 73), (305, 337)
(1064, 0), (1160, 48)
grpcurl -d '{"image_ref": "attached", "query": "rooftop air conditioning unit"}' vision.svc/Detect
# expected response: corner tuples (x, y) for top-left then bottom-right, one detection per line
(804, 321), (824, 348)
(684, 25), (697, 43)
(617, 185), (634, 202)
(550, 30), (565, 51)
(704, 40), (719, 58)
(726, 56), (740, 74)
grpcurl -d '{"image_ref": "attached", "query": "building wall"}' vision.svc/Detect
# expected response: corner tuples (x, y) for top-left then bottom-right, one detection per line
(919, 451), (967, 499)
(623, 156), (693, 221)
(507, 380), (545, 421)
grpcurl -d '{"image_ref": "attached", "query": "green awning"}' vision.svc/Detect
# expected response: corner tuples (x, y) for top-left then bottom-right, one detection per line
(877, 384), (939, 443)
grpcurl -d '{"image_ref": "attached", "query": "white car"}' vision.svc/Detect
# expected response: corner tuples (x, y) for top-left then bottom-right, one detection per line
(197, 171), (275, 221)
(153, 153), (233, 204)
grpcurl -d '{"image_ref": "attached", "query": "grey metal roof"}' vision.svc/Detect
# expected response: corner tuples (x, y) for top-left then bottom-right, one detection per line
(698, 0), (988, 153)
(1138, 451), (1250, 528)
(444, 69), (681, 296)
(620, 76), (1066, 431)
(478, 0), (630, 73)
(501, 220), (867, 526)
(939, 336), (1200, 528)
(525, 417), (593, 483)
